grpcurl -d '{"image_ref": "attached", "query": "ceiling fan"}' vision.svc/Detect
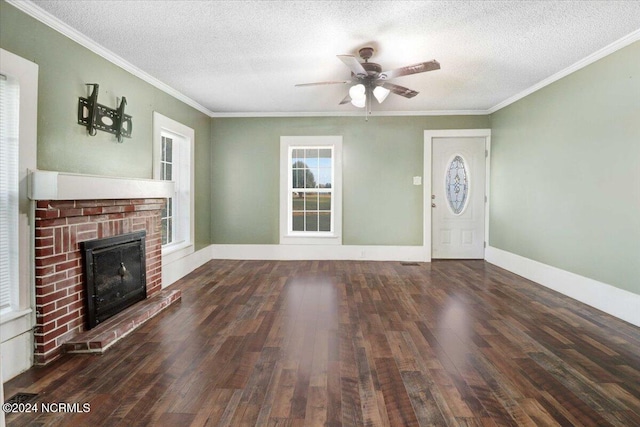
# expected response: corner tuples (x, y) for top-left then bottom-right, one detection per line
(296, 47), (440, 118)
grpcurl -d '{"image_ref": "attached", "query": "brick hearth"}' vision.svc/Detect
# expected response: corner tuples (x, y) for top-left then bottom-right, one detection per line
(34, 198), (165, 364)
(62, 288), (181, 354)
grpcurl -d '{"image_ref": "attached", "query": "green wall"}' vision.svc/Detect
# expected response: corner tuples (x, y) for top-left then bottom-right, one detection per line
(490, 41), (640, 295)
(211, 115), (489, 245)
(0, 1), (211, 249)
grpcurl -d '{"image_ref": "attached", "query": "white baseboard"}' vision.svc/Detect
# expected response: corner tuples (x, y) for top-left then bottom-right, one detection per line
(485, 246), (640, 327)
(162, 244), (214, 288)
(211, 244), (428, 262)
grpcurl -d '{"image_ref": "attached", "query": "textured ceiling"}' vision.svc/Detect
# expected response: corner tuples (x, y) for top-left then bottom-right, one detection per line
(27, 1), (640, 115)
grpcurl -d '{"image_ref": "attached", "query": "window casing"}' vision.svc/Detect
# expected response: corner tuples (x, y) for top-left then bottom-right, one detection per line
(1, 48), (38, 382)
(280, 136), (342, 245)
(0, 49), (37, 325)
(153, 112), (194, 260)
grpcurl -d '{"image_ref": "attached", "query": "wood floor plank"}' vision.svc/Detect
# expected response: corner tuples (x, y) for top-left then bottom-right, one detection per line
(374, 357), (420, 426)
(4, 259), (640, 426)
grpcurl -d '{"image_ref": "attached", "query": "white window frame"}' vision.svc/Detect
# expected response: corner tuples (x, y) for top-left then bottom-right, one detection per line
(152, 112), (194, 263)
(280, 136), (342, 245)
(1, 48), (38, 383)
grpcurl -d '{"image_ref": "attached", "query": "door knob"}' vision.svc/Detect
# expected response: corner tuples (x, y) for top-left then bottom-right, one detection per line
(432, 203), (436, 208)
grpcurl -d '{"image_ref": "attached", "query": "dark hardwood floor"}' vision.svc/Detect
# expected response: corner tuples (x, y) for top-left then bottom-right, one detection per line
(4, 260), (640, 426)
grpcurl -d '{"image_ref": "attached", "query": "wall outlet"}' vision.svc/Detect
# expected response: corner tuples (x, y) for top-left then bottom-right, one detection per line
(413, 176), (422, 185)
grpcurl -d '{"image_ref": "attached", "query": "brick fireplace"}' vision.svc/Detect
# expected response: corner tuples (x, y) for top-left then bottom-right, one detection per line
(29, 171), (175, 364)
(33, 198), (164, 364)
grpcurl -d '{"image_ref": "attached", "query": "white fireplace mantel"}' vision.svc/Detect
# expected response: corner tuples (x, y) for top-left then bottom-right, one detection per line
(28, 170), (174, 200)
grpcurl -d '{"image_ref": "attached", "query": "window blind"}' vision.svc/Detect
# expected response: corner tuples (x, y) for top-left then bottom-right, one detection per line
(0, 74), (20, 314)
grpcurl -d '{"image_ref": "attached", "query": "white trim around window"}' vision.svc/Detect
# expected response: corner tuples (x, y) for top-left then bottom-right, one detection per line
(0, 48), (38, 382)
(280, 136), (342, 245)
(152, 112), (195, 263)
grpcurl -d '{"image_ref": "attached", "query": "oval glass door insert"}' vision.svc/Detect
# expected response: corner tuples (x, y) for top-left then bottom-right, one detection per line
(446, 155), (469, 214)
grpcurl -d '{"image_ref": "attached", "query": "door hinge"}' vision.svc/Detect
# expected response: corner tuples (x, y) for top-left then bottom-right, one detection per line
(485, 195), (487, 203)
(485, 149), (488, 158)
(483, 241), (486, 248)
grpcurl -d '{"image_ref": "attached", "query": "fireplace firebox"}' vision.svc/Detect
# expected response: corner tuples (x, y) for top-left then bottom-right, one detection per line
(81, 231), (147, 329)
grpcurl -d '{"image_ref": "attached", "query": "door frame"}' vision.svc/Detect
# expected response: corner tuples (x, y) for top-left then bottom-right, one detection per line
(423, 129), (491, 262)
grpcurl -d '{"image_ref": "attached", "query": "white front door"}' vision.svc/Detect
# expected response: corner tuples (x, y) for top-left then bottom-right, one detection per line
(432, 137), (486, 259)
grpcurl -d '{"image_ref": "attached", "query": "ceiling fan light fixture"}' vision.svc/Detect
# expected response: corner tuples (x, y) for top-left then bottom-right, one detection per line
(348, 84), (366, 100)
(349, 83), (366, 108)
(373, 86), (390, 103)
(350, 97), (366, 108)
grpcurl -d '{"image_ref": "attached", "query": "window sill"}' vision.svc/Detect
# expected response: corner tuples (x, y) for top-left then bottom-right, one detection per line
(0, 308), (32, 325)
(1, 308), (33, 339)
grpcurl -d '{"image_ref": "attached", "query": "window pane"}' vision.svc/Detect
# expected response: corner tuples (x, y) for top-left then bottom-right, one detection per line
(161, 218), (168, 245)
(292, 212), (304, 231)
(305, 212), (318, 232)
(165, 163), (172, 181)
(319, 212), (331, 232)
(167, 198), (172, 216)
(318, 168), (331, 187)
(161, 137), (167, 162)
(319, 149), (331, 160)
(308, 167), (319, 188)
(304, 192), (319, 210)
(292, 149), (304, 165)
(304, 156), (318, 169)
(292, 167), (305, 189)
(167, 218), (172, 243)
(165, 137), (173, 162)
(292, 192), (304, 211)
(305, 148), (319, 161)
(318, 193), (331, 211)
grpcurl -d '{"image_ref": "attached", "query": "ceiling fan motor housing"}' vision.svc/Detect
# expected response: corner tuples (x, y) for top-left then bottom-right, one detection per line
(353, 62), (382, 87)
(358, 47), (374, 61)
(362, 62), (381, 75)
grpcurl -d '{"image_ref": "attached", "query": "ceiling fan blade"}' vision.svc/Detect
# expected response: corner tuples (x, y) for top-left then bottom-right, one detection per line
(339, 94), (352, 105)
(379, 60), (440, 80)
(337, 55), (367, 78)
(295, 80), (351, 87)
(381, 82), (419, 98)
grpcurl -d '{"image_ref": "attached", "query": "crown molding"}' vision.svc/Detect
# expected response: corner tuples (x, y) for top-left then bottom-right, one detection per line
(488, 28), (640, 114)
(7, 0), (215, 117)
(210, 109), (490, 118)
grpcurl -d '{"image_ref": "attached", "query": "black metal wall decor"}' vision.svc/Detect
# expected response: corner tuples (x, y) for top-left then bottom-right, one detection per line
(78, 83), (133, 143)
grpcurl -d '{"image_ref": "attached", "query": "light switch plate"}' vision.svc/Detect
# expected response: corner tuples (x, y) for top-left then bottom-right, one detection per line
(413, 176), (422, 186)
